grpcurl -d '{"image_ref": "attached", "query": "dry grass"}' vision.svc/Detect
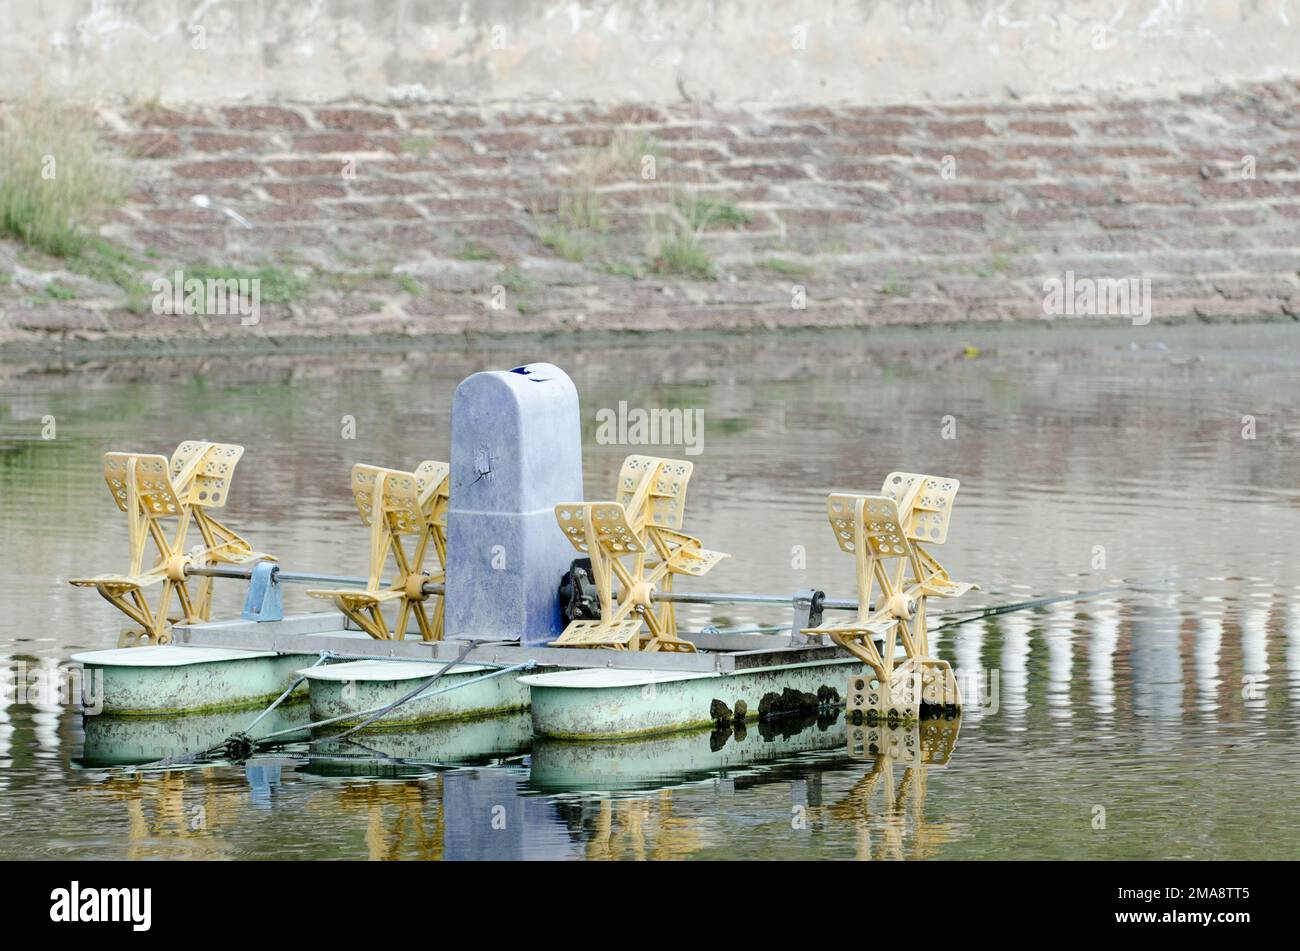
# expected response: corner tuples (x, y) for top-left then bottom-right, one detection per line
(576, 130), (659, 183)
(553, 131), (662, 234)
(649, 223), (713, 280)
(0, 96), (130, 257)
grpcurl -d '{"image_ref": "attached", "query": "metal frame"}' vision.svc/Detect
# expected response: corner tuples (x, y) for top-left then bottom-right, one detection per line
(173, 613), (880, 674)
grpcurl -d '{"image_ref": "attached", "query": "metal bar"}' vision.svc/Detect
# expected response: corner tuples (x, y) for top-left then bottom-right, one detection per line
(187, 565), (363, 585)
(192, 563), (1124, 630)
(185, 564), (446, 596)
(192, 564), (843, 611)
(655, 590), (789, 607)
(651, 589), (859, 611)
(821, 598), (859, 611)
(684, 625), (788, 636)
(188, 564), (1120, 641)
(191, 564), (845, 611)
(175, 611), (349, 637)
(728, 644), (864, 671)
(687, 630), (798, 651)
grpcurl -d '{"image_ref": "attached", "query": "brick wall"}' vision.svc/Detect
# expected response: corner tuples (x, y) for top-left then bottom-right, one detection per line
(3, 80), (1299, 345)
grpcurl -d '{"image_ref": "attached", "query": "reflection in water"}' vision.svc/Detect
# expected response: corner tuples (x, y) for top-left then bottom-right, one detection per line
(246, 763), (283, 809)
(1044, 602), (1074, 723)
(1288, 599), (1300, 705)
(835, 717), (962, 861)
(4, 323), (1300, 859)
(1241, 600), (1270, 718)
(305, 714), (532, 774)
(999, 613), (1032, 726)
(1194, 608), (1223, 717)
(951, 618), (986, 724)
(1088, 600), (1120, 720)
(86, 770), (241, 860)
(0, 657), (13, 788)
(30, 658), (62, 759)
(529, 708), (847, 792)
(441, 769), (578, 860)
(584, 792), (706, 861)
(1129, 592), (1183, 725)
(81, 704), (310, 767)
(322, 779), (444, 861)
(70, 714), (968, 861)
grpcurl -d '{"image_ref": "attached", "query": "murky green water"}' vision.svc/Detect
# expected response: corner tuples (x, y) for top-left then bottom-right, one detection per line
(2, 322), (1299, 859)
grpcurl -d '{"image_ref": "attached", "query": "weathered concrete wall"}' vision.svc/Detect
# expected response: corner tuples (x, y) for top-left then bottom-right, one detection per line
(5, 1), (1298, 105)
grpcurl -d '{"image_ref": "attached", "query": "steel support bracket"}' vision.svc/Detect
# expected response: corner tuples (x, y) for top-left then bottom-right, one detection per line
(241, 561), (284, 622)
(789, 588), (826, 645)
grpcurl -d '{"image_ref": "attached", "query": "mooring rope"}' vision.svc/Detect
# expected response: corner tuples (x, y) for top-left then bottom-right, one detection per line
(239, 651), (331, 736)
(929, 583), (1135, 632)
(321, 640), (474, 743)
(123, 653), (535, 772)
(253, 660), (537, 748)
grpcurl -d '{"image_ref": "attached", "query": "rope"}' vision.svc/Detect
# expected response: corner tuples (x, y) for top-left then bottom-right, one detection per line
(218, 651), (333, 760)
(260, 660), (536, 747)
(929, 584), (1133, 632)
(123, 649), (533, 772)
(322, 640), (473, 743)
(242, 652), (330, 733)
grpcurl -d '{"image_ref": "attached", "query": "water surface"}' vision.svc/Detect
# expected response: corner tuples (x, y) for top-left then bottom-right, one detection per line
(2, 322), (1298, 860)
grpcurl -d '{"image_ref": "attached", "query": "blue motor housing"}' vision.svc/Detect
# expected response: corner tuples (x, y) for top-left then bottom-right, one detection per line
(445, 363), (584, 646)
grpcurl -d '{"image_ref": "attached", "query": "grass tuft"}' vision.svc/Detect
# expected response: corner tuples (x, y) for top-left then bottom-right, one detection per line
(882, 271), (912, 297)
(398, 137), (436, 158)
(0, 96), (131, 259)
(536, 222), (594, 262)
(0, 96), (150, 304)
(652, 229), (713, 280)
(603, 259), (643, 280)
(185, 265), (310, 307)
(452, 242), (498, 262)
(548, 131), (662, 241)
(674, 193), (751, 230)
(557, 189), (607, 233)
(760, 257), (811, 278)
(497, 263), (531, 295)
(578, 130), (659, 183)
(69, 236), (150, 298)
